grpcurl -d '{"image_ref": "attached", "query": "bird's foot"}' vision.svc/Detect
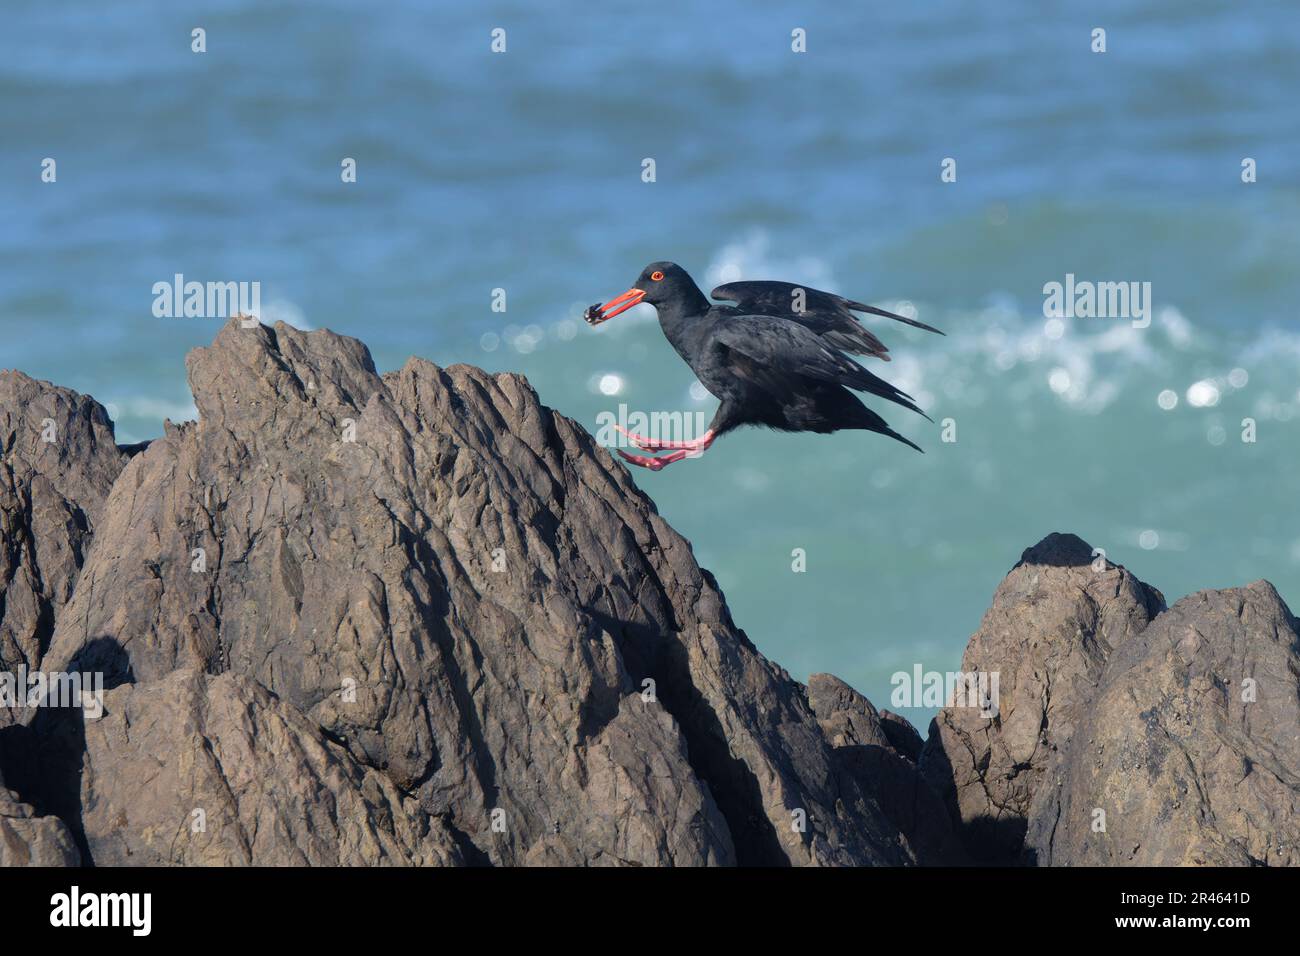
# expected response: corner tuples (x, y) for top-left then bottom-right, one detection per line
(613, 424), (715, 452)
(616, 448), (696, 471)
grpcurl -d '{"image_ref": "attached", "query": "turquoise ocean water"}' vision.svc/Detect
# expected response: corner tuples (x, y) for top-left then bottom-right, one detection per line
(3, 1), (1298, 728)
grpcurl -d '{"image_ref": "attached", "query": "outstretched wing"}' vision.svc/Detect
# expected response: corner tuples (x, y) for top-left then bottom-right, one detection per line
(710, 279), (944, 361)
(710, 315), (930, 421)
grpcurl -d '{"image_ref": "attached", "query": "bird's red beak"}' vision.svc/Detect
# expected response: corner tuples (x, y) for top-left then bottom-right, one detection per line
(584, 287), (645, 326)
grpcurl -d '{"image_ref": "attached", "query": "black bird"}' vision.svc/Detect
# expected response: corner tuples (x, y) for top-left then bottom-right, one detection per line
(584, 261), (943, 470)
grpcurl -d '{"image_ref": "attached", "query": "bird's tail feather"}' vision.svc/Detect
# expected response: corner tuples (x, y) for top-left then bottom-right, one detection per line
(843, 366), (933, 422)
(883, 428), (924, 453)
(838, 391), (925, 452)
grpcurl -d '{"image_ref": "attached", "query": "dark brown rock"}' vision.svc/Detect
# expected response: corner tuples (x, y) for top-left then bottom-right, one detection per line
(919, 532), (1165, 862)
(1026, 581), (1300, 865)
(809, 673), (965, 864)
(9, 323), (1296, 869)
(0, 372), (125, 695)
(80, 667), (465, 865)
(0, 765), (79, 866)
(35, 319), (909, 866)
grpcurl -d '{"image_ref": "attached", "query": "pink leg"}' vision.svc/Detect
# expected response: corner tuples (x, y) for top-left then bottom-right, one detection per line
(613, 424), (716, 452)
(617, 448), (696, 471)
(616, 431), (716, 471)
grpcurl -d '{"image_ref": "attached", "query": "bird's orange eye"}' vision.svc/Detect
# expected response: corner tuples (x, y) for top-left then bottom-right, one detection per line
(651, 271), (664, 281)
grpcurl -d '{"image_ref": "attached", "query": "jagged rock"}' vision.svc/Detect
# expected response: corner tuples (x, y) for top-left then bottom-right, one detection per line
(1026, 581), (1300, 865)
(808, 673), (964, 864)
(37, 319), (909, 866)
(9, 322), (1296, 869)
(878, 709), (925, 762)
(0, 766), (79, 866)
(75, 667), (464, 865)
(0, 372), (125, 695)
(918, 532), (1165, 862)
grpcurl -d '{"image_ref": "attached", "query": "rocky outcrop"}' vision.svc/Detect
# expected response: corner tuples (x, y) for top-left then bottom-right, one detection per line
(809, 673), (964, 864)
(77, 667), (466, 866)
(921, 533), (1300, 868)
(1026, 581), (1300, 866)
(2, 321), (1296, 868)
(918, 533), (1166, 862)
(10, 319), (920, 867)
(0, 766), (79, 866)
(0, 372), (125, 697)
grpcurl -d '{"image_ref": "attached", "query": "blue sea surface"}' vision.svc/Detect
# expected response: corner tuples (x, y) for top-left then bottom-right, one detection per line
(3, 1), (1298, 730)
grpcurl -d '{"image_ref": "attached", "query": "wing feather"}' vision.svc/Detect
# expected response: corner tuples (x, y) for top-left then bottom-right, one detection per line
(710, 317), (930, 420)
(710, 279), (944, 361)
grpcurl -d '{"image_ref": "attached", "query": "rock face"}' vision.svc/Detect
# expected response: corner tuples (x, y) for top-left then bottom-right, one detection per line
(809, 673), (965, 864)
(0, 372), (125, 695)
(0, 371), (117, 864)
(2, 321), (1296, 868)
(78, 668), (466, 866)
(921, 533), (1300, 868)
(919, 533), (1166, 862)
(1026, 581), (1300, 866)
(0, 768), (80, 866)
(14, 319), (919, 866)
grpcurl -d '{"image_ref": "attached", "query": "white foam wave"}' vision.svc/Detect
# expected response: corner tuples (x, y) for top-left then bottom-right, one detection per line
(104, 396), (198, 424)
(890, 301), (1300, 419)
(261, 298), (313, 330)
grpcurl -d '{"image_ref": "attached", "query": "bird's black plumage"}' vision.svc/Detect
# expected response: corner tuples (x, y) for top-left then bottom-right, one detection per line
(710, 279), (944, 360)
(585, 261), (942, 469)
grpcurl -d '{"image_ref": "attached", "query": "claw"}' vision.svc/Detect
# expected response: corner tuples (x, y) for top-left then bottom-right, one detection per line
(616, 448), (697, 471)
(617, 449), (670, 470)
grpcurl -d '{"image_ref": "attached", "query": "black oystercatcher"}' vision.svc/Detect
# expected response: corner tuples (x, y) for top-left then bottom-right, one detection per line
(584, 261), (943, 470)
